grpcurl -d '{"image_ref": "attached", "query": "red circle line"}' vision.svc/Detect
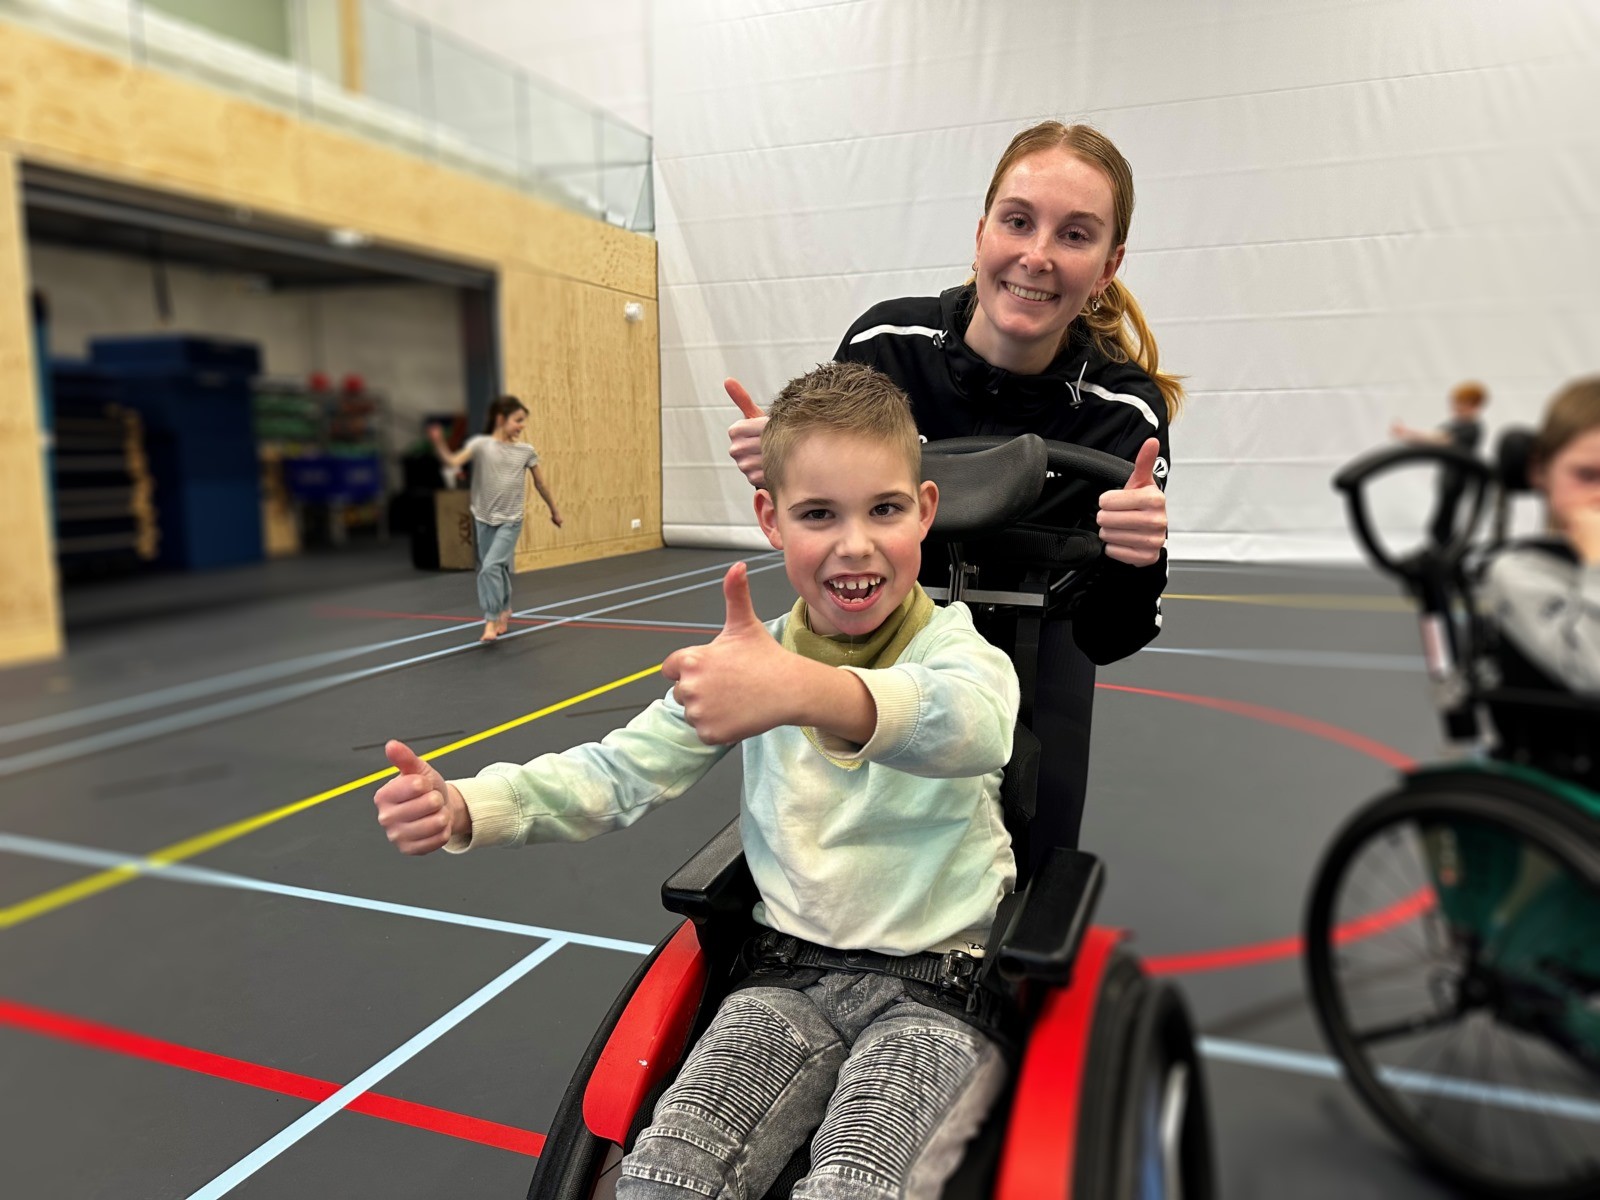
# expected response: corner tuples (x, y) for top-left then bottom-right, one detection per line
(1092, 680), (1422, 976)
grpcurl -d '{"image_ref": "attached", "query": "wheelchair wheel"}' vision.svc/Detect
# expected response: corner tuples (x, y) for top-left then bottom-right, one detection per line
(1074, 948), (1215, 1199)
(1305, 773), (1600, 1198)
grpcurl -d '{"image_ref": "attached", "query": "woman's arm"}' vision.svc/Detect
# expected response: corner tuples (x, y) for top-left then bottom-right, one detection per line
(529, 463), (563, 527)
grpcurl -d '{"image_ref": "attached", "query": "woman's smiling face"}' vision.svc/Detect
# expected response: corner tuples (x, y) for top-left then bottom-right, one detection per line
(966, 147), (1125, 374)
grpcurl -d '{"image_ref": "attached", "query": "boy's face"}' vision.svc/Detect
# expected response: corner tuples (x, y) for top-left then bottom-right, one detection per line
(755, 431), (938, 637)
(1536, 426), (1600, 535)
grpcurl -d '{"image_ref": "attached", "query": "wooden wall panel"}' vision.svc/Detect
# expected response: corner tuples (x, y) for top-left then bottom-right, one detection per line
(0, 22), (662, 663)
(501, 267), (662, 573)
(0, 151), (62, 665)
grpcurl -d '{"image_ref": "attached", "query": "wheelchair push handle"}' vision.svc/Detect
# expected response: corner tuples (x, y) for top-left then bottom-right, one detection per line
(925, 434), (1134, 490)
(1332, 442), (1492, 585)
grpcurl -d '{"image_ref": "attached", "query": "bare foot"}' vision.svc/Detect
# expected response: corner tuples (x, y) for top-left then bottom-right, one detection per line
(496, 609), (511, 634)
(479, 622), (499, 643)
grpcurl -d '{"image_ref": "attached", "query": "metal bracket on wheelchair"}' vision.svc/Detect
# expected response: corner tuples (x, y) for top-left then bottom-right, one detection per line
(994, 847), (1104, 984)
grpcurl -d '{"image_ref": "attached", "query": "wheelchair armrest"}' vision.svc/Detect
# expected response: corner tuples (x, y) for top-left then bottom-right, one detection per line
(661, 818), (757, 925)
(993, 847), (1104, 984)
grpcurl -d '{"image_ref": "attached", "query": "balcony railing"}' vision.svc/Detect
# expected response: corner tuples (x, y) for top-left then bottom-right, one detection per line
(0, 0), (654, 233)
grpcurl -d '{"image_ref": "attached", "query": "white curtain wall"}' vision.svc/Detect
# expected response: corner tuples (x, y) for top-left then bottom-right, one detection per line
(652, 0), (1600, 561)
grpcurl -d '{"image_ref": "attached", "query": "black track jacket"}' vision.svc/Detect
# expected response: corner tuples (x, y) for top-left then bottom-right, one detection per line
(835, 284), (1170, 665)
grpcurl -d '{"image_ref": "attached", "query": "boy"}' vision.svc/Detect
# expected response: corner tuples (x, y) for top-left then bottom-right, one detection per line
(374, 361), (1020, 1199)
(1392, 380), (1490, 546)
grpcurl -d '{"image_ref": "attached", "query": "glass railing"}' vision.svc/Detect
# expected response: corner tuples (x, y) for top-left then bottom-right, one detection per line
(0, 0), (654, 233)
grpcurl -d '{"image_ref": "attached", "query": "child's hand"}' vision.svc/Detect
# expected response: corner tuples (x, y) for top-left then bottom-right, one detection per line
(427, 423), (446, 445)
(725, 378), (769, 489)
(373, 740), (469, 854)
(1568, 505), (1600, 566)
(663, 563), (794, 744)
(1097, 438), (1167, 567)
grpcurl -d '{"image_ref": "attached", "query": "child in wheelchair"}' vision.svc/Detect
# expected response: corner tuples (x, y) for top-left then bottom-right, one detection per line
(1479, 375), (1600, 702)
(374, 362), (1022, 1199)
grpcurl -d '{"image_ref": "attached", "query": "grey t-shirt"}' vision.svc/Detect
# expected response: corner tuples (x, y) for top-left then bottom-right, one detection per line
(467, 435), (539, 525)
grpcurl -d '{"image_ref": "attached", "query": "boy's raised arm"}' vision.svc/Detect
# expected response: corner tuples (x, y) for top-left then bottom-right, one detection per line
(664, 564), (877, 747)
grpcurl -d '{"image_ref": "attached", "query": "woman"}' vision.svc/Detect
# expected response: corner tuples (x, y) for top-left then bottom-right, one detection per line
(430, 395), (562, 643)
(728, 121), (1181, 856)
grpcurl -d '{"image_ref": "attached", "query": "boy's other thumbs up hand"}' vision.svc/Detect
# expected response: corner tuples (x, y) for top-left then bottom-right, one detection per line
(663, 563), (790, 745)
(1096, 437), (1168, 567)
(373, 739), (468, 855)
(725, 378), (769, 488)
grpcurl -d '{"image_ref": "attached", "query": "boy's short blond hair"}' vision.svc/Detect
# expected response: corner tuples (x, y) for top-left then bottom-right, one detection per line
(761, 362), (922, 494)
(1450, 380), (1489, 411)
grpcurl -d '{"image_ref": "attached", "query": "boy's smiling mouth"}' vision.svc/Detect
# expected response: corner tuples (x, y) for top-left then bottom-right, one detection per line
(824, 574), (885, 609)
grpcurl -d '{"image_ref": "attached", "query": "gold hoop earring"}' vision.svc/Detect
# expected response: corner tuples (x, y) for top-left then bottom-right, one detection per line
(1088, 293), (1102, 314)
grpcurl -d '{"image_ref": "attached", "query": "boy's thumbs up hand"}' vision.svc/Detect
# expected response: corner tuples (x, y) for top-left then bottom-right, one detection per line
(725, 378), (770, 488)
(373, 739), (470, 855)
(1096, 437), (1168, 567)
(663, 563), (792, 745)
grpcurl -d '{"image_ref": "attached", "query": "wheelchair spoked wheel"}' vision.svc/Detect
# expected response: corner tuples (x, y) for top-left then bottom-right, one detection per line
(1075, 948), (1215, 1199)
(1305, 774), (1600, 1198)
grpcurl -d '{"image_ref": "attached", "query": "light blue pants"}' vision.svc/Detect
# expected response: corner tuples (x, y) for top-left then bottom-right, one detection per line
(474, 519), (522, 621)
(616, 972), (1007, 1199)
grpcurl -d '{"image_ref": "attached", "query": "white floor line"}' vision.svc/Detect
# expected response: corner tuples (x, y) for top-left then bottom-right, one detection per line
(1202, 1037), (1600, 1123)
(182, 940), (567, 1200)
(1138, 646), (1424, 672)
(0, 552), (777, 747)
(0, 559), (787, 776)
(0, 832), (655, 954)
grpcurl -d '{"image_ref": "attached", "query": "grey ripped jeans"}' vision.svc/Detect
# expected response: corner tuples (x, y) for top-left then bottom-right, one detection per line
(614, 970), (1007, 1200)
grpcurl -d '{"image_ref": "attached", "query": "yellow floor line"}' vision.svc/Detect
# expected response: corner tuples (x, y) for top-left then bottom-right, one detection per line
(1164, 592), (1412, 612)
(0, 663), (665, 932)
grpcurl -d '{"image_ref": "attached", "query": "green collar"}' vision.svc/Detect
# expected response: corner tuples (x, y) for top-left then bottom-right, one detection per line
(781, 584), (935, 670)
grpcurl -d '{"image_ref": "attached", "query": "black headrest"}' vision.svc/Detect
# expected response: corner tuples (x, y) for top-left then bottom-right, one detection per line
(922, 435), (1047, 536)
(1496, 427), (1536, 493)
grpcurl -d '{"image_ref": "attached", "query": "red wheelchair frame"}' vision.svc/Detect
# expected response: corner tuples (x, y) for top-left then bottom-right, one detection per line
(528, 435), (1216, 1200)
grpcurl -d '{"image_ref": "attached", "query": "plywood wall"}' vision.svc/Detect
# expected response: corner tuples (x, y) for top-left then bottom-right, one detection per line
(0, 150), (61, 665)
(500, 268), (661, 572)
(0, 22), (659, 664)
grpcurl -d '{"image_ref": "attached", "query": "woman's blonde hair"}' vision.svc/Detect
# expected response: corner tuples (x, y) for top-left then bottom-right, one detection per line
(976, 121), (1184, 421)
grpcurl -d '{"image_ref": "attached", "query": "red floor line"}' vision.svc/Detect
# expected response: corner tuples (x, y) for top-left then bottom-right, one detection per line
(0, 997), (545, 1158)
(315, 604), (708, 638)
(1099, 681), (1423, 974)
(1093, 681), (1418, 772)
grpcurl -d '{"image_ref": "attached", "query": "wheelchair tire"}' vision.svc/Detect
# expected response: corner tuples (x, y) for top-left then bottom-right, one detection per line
(1072, 949), (1216, 1200)
(1112, 980), (1215, 1200)
(527, 931), (671, 1200)
(1305, 773), (1600, 1198)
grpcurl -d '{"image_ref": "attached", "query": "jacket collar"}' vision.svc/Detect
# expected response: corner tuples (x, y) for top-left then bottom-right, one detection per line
(935, 284), (1103, 418)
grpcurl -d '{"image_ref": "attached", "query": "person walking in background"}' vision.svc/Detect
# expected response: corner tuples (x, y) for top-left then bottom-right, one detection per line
(1392, 380), (1490, 547)
(429, 395), (562, 643)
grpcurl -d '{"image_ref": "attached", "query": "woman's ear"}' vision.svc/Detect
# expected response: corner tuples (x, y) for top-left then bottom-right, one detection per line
(754, 489), (783, 550)
(1097, 243), (1126, 292)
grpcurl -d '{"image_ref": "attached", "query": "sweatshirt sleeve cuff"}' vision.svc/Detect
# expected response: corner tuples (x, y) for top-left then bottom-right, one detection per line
(810, 666), (921, 762)
(444, 773), (523, 852)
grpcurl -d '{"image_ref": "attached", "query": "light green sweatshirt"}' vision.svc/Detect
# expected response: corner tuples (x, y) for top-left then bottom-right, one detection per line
(447, 602), (1020, 956)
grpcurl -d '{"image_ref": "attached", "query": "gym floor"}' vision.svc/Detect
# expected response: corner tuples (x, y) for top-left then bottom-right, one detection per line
(0, 543), (1469, 1199)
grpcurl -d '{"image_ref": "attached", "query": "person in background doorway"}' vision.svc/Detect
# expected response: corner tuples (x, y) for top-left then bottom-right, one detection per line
(1391, 380), (1490, 547)
(428, 395), (562, 643)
